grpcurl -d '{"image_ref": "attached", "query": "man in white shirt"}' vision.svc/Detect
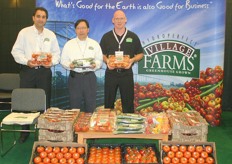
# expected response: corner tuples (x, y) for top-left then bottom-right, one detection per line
(11, 7), (60, 143)
(61, 19), (103, 113)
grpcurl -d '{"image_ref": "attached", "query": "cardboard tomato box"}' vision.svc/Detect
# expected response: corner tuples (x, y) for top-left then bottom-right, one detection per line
(168, 111), (208, 142)
(38, 129), (75, 142)
(37, 108), (80, 131)
(159, 141), (217, 164)
(29, 141), (87, 164)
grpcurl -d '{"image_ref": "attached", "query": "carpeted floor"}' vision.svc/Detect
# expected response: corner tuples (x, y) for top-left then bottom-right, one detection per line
(0, 111), (231, 164)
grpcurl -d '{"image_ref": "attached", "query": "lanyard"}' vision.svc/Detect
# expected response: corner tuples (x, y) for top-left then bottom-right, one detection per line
(113, 29), (128, 51)
(76, 38), (88, 58)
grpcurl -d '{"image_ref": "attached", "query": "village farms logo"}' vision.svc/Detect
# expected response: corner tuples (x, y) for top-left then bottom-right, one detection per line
(138, 40), (200, 78)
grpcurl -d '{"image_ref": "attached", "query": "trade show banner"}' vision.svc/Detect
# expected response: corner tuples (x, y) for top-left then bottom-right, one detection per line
(36, 0), (226, 126)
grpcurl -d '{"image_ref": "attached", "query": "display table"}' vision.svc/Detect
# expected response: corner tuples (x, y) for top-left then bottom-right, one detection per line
(75, 131), (169, 144)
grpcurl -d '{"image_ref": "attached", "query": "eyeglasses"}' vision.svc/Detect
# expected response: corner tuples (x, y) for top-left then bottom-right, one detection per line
(76, 27), (88, 30)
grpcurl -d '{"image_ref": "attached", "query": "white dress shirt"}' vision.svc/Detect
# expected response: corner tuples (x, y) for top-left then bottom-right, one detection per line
(61, 37), (103, 72)
(11, 25), (60, 66)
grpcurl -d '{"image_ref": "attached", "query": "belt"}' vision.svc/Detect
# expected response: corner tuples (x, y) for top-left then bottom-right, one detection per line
(70, 71), (93, 77)
(114, 68), (126, 73)
(21, 65), (45, 70)
(76, 71), (93, 75)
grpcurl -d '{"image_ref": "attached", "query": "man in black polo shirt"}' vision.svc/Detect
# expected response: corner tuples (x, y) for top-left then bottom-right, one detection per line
(100, 10), (144, 113)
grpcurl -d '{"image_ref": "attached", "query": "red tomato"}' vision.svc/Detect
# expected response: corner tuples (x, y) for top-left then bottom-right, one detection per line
(37, 146), (45, 153)
(45, 146), (53, 153)
(197, 157), (205, 164)
(167, 151), (175, 158)
(171, 145), (179, 153)
(42, 157), (50, 163)
(69, 147), (77, 154)
(50, 157), (58, 163)
(34, 156), (42, 163)
(192, 151), (200, 159)
(163, 156), (171, 164)
(56, 152), (64, 160)
(47, 152), (56, 159)
(175, 151), (183, 158)
(205, 145), (213, 154)
(61, 147), (69, 154)
(206, 156), (214, 164)
(64, 152), (72, 160)
(184, 151), (192, 158)
(189, 157), (196, 164)
(171, 157), (180, 164)
(162, 145), (170, 153)
(59, 158), (67, 164)
(201, 151), (209, 158)
(53, 147), (60, 154)
(68, 158), (75, 163)
(40, 151), (48, 159)
(187, 145), (195, 153)
(179, 145), (187, 153)
(77, 147), (85, 155)
(72, 152), (80, 159)
(76, 157), (85, 164)
(180, 157), (188, 164)
(195, 145), (203, 153)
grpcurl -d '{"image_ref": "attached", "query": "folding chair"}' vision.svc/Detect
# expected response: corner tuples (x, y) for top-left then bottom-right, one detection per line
(0, 88), (46, 156)
(0, 73), (20, 112)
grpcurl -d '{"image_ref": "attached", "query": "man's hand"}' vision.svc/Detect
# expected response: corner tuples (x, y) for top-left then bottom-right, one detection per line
(27, 60), (40, 68)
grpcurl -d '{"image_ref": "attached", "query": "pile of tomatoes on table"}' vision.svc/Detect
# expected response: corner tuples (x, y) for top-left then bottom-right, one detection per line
(161, 144), (215, 164)
(33, 145), (85, 164)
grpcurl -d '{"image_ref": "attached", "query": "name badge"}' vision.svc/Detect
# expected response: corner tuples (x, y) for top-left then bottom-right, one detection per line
(115, 51), (124, 62)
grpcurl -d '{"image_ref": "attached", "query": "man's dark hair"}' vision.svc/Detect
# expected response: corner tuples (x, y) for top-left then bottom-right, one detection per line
(33, 7), (48, 19)
(74, 19), (89, 29)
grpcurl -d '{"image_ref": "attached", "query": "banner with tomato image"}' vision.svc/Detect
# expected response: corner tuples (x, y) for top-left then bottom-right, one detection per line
(36, 0), (226, 126)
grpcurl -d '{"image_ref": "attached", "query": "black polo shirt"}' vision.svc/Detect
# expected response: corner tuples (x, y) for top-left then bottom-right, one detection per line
(100, 29), (143, 59)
